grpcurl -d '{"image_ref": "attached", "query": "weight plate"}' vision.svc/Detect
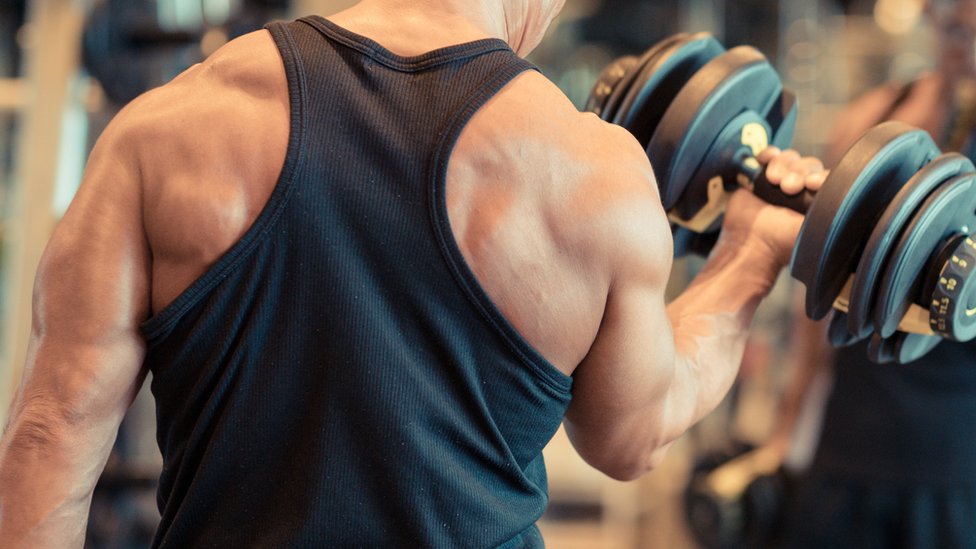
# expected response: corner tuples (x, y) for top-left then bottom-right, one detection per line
(920, 233), (967, 312)
(584, 55), (640, 119)
(668, 100), (797, 258)
(673, 112), (772, 225)
(847, 153), (974, 338)
(613, 33), (725, 148)
(767, 89), (798, 150)
(866, 332), (897, 364)
(866, 332), (942, 364)
(874, 172), (976, 336)
(827, 311), (868, 347)
(895, 333), (943, 364)
(599, 33), (689, 124)
(929, 233), (976, 341)
(648, 46), (788, 211)
(791, 122), (939, 320)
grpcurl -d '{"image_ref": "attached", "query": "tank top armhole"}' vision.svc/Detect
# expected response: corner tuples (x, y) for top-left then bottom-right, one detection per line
(139, 21), (309, 346)
(429, 63), (574, 396)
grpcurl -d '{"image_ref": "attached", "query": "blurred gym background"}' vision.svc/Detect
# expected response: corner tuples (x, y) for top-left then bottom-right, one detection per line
(0, 0), (939, 547)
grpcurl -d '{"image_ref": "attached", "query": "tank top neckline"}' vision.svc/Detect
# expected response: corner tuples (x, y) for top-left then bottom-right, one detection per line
(299, 15), (514, 72)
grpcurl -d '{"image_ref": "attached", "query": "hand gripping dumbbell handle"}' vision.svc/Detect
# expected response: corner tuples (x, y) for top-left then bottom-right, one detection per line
(735, 151), (816, 213)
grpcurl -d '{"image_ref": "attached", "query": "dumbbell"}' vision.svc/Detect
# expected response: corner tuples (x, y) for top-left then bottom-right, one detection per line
(587, 34), (976, 364)
(684, 444), (788, 549)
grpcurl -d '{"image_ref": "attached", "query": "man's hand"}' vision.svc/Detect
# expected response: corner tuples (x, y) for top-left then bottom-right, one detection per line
(760, 147), (828, 195)
(721, 148), (828, 266)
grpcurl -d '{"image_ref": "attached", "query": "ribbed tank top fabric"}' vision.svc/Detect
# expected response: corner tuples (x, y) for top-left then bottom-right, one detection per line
(140, 16), (573, 547)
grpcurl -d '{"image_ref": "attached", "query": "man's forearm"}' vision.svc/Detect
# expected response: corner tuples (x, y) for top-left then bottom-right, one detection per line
(660, 236), (785, 443)
(0, 407), (113, 548)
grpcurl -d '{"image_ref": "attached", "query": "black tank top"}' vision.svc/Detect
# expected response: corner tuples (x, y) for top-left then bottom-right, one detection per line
(140, 17), (573, 547)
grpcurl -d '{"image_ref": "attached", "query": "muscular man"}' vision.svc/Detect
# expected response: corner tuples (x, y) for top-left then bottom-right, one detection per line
(0, 1), (821, 546)
(772, 0), (976, 546)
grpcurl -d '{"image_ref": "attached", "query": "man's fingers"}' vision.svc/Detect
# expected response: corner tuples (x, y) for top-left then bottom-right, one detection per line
(765, 149), (801, 181)
(805, 170), (830, 192)
(779, 157), (825, 194)
(756, 146), (782, 164)
(763, 150), (827, 195)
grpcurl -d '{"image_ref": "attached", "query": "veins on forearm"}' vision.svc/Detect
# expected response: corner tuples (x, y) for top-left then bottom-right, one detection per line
(659, 309), (751, 440)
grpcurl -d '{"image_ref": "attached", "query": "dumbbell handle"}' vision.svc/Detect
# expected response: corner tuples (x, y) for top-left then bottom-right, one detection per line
(666, 150), (817, 234)
(735, 152), (816, 213)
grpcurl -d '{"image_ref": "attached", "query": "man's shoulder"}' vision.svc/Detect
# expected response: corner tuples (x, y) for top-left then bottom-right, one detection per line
(102, 30), (289, 183)
(120, 30), (285, 133)
(477, 69), (667, 256)
(494, 70), (650, 173)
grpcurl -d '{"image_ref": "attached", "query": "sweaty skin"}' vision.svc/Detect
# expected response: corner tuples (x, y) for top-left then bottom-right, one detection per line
(0, 0), (822, 545)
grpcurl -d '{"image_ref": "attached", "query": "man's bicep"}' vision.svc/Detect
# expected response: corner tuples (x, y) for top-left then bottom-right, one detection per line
(564, 275), (677, 478)
(563, 191), (677, 479)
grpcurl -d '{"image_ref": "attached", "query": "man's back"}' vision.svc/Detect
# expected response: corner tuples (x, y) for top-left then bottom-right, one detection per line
(136, 16), (604, 546)
(0, 1), (816, 545)
(127, 15), (662, 377)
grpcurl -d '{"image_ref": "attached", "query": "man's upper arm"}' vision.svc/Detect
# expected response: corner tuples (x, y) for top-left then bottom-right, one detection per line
(0, 110), (152, 544)
(9, 110), (151, 439)
(562, 128), (679, 480)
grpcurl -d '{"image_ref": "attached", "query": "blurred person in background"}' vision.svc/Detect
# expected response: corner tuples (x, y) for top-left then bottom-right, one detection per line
(769, 0), (976, 546)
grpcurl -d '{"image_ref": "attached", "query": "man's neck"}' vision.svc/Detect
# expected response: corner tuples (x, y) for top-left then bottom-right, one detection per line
(326, 0), (522, 57)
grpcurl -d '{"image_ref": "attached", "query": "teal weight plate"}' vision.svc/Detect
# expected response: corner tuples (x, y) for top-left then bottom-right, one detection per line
(598, 33), (689, 124)
(847, 153), (974, 338)
(874, 172), (976, 337)
(648, 46), (787, 211)
(827, 310), (868, 347)
(866, 331), (942, 364)
(613, 32), (724, 148)
(791, 122), (939, 320)
(672, 224), (719, 258)
(584, 55), (639, 119)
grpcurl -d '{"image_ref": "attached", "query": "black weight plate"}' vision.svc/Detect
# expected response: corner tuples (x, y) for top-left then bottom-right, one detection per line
(600, 33), (689, 124)
(921, 233), (966, 303)
(614, 33), (725, 147)
(866, 332), (897, 364)
(584, 55), (640, 118)
(847, 153), (974, 338)
(929, 234), (976, 341)
(791, 122), (939, 320)
(827, 311), (868, 347)
(668, 101), (796, 258)
(866, 332), (942, 364)
(874, 172), (976, 337)
(648, 46), (786, 211)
